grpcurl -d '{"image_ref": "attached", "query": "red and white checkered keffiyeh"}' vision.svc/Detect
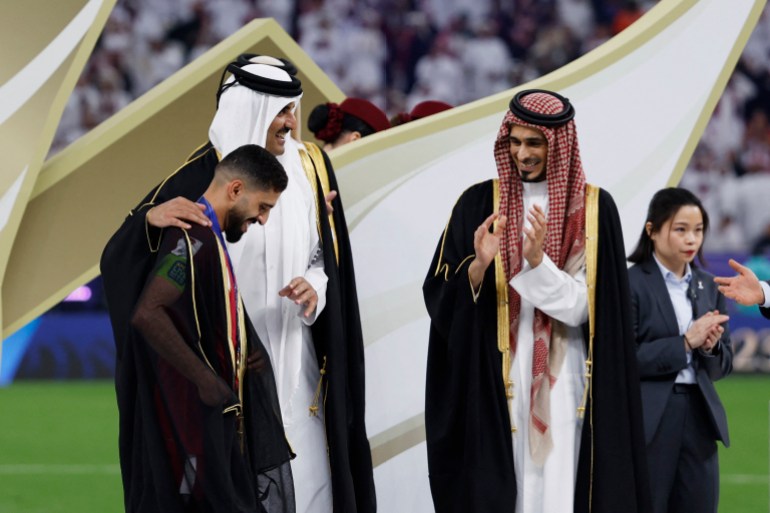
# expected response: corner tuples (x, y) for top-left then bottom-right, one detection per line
(494, 91), (586, 464)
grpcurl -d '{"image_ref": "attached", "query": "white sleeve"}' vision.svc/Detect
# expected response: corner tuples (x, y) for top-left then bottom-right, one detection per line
(301, 191), (328, 326)
(509, 254), (588, 327)
(761, 280), (770, 308)
(301, 239), (328, 325)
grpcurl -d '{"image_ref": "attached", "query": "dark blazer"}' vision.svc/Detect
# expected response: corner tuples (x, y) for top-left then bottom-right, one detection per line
(628, 258), (733, 447)
(761, 280), (770, 320)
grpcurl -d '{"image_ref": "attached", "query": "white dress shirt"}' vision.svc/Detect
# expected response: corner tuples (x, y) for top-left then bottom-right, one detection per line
(652, 253), (697, 384)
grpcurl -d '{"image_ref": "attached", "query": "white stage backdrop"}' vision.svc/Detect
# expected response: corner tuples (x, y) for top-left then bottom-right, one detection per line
(328, 0), (765, 511)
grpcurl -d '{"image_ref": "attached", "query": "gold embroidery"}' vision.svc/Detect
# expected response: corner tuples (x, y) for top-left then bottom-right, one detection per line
(214, 237), (240, 387)
(492, 179), (513, 432)
(582, 183), (600, 511)
(309, 356), (327, 417)
(149, 143), (215, 205)
(183, 230), (215, 373)
(301, 142), (340, 264)
(579, 184), (599, 418)
(144, 144), (216, 252)
(434, 192), (468, 278)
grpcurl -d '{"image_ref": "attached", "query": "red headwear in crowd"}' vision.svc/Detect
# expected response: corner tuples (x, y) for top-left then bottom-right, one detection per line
(311, 97), (389, 143)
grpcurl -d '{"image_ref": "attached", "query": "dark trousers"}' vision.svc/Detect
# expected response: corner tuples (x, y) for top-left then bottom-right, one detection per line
(647, 384), (719, 513)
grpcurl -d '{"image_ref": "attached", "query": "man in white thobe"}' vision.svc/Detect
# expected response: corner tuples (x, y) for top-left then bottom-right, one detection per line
(507, 178), (587, 513)
(127, 56), (377, 513)
(466, 92), (587, 513)
(214, 62), (333, 513)
(424, 89), (650, 513)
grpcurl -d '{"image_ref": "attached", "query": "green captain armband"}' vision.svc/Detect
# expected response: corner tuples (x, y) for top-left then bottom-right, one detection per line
(155, 252), (187, 291)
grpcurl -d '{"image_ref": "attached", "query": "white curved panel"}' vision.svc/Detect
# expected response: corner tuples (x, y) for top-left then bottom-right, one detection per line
(0, 0), (103, 124)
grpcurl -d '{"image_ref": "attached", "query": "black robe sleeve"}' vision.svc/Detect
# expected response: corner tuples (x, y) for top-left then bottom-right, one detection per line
(101, 142), (218, 360)
(574, 189), (652, 513)
(307, 148), (377, 513)
(123, 223), (295, 513)
(126, 225), (249, 512)
(98, 143), (224, 511)
(423, 185), (650, 513)
(422, 181), (516, 513)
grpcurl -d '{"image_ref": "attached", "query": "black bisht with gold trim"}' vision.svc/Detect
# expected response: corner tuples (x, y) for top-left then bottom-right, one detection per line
(101, 143), (295, 512)
(422, 180), (651, 513)
(101, 140), (376, 513)
(297, 142), (377, 513)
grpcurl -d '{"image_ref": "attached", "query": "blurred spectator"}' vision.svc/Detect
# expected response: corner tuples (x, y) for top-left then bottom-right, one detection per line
(340, 10), (388, 103)
(701, 75), (753, 169)
(409, 34), (464, 106)
(461, 18), (513, 102)
(528, 23), (579, 76)
(736, 108), (770, 175)
(299, 10), (346, 87)
(681, 143), (743, 252)
(719, 172), (770, 253)
(557, 0), (595, 40)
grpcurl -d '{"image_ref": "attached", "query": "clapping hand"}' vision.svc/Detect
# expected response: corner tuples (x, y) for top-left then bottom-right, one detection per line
(522, 204), (546, 268)
(468, 213), (507, 288)
(685, 310), (729, 352)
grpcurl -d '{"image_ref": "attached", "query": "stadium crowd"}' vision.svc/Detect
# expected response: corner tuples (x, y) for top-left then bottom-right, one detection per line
(51, 0), (770, 254)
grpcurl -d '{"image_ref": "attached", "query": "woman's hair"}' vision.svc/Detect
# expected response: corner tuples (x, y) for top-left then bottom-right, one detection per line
(627, 187), (710, 266)
(308, 103), (377, 144)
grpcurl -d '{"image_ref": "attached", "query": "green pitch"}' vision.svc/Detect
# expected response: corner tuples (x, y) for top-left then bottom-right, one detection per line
(0, 376), (767, 512)
(0, 382), (121, 513)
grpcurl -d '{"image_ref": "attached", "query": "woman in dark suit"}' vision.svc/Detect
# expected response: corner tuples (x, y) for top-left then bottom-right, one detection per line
(627, 187), (732, 513)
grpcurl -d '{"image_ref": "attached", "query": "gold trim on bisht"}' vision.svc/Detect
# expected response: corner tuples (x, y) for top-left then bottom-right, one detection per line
(300, 142), (340, 264)
(298, 147), (322, 236)
(492, 179), (515, 431)
(581, 183), (600, 511)
(579, 183), (599, 418)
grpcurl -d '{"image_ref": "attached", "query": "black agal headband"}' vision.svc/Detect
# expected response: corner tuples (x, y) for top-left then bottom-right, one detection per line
(216, 61), (303, 106)
(235, 53), (298, 76)
(509, 89), (575, 127)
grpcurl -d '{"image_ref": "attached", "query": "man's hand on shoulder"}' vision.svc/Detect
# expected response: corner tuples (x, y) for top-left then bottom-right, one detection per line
(147, 197), (211, 230)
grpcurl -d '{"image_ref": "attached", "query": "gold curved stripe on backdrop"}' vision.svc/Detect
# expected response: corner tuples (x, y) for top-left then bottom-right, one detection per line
(0, 0), (115, 342)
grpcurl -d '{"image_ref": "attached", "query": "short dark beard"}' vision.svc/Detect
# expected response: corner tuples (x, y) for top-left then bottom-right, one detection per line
(519, 167), (547, 183)
(224, 204), (248, 243)
(517, 160), (546, 183)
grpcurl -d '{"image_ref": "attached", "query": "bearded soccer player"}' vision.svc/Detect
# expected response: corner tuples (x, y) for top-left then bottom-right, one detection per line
(123, 144), (293, 512)
(423, 90), (651, 513)
(101, 56), (374, 513)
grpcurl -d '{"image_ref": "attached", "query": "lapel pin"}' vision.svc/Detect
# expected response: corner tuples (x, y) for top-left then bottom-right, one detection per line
(698, 280), (704, 290)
